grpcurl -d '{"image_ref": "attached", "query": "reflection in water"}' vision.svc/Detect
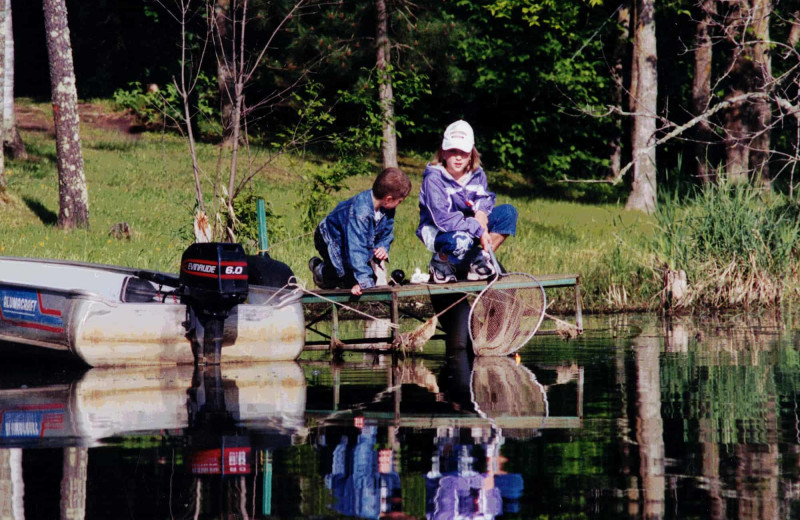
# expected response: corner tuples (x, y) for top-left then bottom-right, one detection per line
(325, 424), (402, 518)
(0, 348), (588, 519)
(634, 325), (665, 520)
(425, 427), (521, 519)
(0, 362), (307, 519)
(14, 314), (800, 518)
(312, 347), (580, 519)
(660, 315), (786, 520)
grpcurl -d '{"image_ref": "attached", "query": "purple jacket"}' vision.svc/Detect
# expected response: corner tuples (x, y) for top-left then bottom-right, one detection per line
(416, 163), (496, 251)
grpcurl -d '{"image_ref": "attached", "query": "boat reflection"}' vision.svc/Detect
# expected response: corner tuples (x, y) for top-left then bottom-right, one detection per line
(0, 362), (307, 519)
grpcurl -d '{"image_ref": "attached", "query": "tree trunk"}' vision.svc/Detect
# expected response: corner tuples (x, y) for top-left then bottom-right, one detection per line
(634, 330), (665, 518)
(376, 0), (397, 169)
(625, 0), (658, 214)
(609, 2), (631, 179)
(723, 0), (773, 185)
(43, 0), (89, 229)
(750, 0), (772, 185)
(4, 0), (23, 160)
(692, 0), (715, 183)
(0, 3), (5, 192)
(225, 0), (247, 239)
(60, 447), (88, 520)
(214, 0), (236, 144)
(628, 1), (638, 121)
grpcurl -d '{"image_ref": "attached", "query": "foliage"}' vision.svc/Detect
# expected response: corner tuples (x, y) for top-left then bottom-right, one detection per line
(486, 0), (604, 26)
(294, 161), (355, 233)
(651, 180), (800, 308)
(334, 65), (432, 153)
(231, 191), (286, 255)
(112, 72), (220, 136)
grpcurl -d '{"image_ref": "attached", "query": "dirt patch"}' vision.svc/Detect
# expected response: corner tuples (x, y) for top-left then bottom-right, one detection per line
(78, 103), (142, 135)
(16, 104), (51, 134)
(16, 102), (140, 137)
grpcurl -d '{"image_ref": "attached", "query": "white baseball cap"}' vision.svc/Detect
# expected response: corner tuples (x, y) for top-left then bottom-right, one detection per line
(441, 120), (474, 152)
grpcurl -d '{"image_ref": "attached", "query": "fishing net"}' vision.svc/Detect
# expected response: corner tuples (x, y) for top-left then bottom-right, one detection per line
(468, 256), (546, 356)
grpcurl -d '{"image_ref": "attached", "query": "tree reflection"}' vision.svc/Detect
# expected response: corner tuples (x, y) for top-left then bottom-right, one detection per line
(661, 314), (788, 519)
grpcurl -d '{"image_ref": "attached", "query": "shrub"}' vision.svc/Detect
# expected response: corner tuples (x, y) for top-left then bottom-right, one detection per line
(652, 180), (800, 309)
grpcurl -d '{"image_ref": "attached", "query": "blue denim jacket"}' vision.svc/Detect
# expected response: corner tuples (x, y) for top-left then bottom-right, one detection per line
(318, 189), (395, 288)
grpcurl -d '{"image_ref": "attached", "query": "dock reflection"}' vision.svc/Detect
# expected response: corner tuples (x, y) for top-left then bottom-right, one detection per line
(309, 351), (583, 518)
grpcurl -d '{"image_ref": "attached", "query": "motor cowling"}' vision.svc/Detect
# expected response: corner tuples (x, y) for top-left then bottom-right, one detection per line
(179, 243), (249, 316)
(179, 243), (249, 365)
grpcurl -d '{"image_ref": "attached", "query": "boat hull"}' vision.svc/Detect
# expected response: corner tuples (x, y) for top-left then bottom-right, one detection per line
(0, 257), (305, 366)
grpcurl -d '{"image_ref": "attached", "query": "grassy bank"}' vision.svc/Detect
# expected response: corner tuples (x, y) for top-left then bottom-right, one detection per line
(4, 99), (659, 312)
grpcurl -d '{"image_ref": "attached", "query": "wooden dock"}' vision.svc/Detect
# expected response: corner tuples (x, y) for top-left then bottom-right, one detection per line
(301, 273), (582, 349)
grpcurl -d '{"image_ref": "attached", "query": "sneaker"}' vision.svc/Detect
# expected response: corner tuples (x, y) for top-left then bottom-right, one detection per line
(429, 253), (457, 284)
(467, 250), (497, 281)
(308, 257), (325, 288)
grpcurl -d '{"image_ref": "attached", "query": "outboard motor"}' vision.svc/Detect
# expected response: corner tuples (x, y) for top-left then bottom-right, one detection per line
(179, 243), (249, 365)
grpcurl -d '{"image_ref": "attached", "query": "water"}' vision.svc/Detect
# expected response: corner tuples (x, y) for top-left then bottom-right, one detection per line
(2, 313), (800, 519)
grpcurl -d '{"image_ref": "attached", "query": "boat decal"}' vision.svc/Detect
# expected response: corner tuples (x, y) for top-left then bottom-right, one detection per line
(1, 405), (65, 438)
(181, 259), (248, 280)
(0, 289), (65, 333)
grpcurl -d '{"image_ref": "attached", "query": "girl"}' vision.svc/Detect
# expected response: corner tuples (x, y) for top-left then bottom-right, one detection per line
(417, 120), (518, 283)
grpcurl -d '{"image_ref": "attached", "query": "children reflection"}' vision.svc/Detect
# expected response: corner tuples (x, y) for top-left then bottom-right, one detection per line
(429, 344), (524, 519)
(325, 423), (402, 518)
(426, 427), (523, 519)
(323, 343), (525, 519)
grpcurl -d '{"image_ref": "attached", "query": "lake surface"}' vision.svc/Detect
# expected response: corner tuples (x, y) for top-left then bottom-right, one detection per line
(1, 313), (799, 519)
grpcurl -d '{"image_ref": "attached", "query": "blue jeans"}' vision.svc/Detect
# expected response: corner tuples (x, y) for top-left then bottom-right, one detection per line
(314, 227), (360, 289)
(433, 204), (517, 265)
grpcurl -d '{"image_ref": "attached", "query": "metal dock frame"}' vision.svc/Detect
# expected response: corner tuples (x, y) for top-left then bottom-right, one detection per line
(301, 273), (582, 350)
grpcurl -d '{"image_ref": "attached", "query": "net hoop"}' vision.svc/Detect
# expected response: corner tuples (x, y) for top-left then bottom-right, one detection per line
(468, 271), (547, 357)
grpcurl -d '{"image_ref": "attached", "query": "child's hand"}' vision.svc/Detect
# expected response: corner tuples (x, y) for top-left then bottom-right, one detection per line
(474, 210), (489, 230)
(373, 247), (389, 261)
(480, 231), (493, 252)
(351, 283), (363, 296)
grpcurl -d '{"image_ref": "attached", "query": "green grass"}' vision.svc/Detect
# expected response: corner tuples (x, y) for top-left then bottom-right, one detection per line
(4, 99), (658, 312)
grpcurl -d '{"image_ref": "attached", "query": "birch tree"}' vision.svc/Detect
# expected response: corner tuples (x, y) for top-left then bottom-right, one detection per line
(43, 0), (89, 229)
(625, 0), (658, 213)
(3, 0), (23, 160)
(376, 0), (398, 168)
(0, 3), (5, 193)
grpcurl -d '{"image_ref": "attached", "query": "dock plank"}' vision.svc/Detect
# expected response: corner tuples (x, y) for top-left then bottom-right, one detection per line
(300, 273), (580, 304)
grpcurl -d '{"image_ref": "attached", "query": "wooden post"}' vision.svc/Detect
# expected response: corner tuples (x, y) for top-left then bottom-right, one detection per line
(574, 277), (584, 332)
(330, 305), (339, 351)
(256, 198), (269, 256)
(390, 291), (399, 342)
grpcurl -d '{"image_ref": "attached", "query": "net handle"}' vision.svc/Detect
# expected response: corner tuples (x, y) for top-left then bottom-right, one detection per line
(487, 243), (503, 274)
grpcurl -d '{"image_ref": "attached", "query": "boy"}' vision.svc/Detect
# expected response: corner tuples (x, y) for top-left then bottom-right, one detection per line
(309, 167), (412, 295)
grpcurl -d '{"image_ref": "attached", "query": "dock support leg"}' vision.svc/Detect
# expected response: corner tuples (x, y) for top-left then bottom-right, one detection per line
(330, 305), (339, 353)
(574, 279), (583, 333)
(390, 292), (399, 343)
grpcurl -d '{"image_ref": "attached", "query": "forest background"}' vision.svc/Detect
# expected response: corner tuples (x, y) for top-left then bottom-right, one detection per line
(5, 0), (800, 314)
